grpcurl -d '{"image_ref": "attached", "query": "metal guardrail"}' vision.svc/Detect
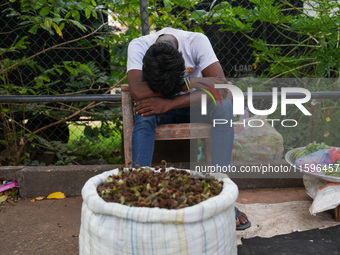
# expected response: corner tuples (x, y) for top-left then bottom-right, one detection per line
(0, 91), (339, 103)
(245, 91), (340, 99)
(0, 94), (122, 103)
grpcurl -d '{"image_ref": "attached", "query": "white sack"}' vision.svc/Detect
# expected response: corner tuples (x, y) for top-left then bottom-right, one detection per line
(304, 175), (340, 215)
(79, 169), (238, 255)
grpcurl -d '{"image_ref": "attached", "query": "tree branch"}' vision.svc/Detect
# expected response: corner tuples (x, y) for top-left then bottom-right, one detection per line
(15, 74), (127, 160)
(1, 22), (108, 76)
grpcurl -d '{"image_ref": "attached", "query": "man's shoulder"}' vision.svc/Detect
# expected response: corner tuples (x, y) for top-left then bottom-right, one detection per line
(129, 36), (146, 46)
(165, 27), (205, 37)
(177, 30), (208, 44)
(128, 36), (150, 53)
(129, 32), (160, 49)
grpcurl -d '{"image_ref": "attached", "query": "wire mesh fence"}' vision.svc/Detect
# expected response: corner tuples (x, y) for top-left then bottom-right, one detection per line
(1, 0), (339, 166)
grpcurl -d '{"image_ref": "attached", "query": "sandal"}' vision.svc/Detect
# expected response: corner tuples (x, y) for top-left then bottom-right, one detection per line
(235, 207), (251, 230)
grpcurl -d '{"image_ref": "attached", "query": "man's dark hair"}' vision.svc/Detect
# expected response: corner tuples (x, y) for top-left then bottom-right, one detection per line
(142, 41), (185, 98)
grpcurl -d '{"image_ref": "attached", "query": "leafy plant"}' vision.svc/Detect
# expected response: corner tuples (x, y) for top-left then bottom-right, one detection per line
(201, 1), (340, 151)
(67, 121), (123, 164)
(0, 0), (121, 165)
(204, 0), (340, 78)
(0, 0), (212, 166)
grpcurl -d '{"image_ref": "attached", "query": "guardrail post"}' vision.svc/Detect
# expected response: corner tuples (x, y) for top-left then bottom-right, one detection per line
(140, 0), (149, 35)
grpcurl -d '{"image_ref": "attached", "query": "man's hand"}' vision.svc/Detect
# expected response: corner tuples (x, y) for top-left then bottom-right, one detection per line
(211, 77), (232, 100)
(215, 80), (233, 101)
(134, 97), (172, 116)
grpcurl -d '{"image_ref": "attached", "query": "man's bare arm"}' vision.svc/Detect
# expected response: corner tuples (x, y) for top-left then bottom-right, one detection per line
(127, 70), (162, 101)
(130, 62), (230, 116)
(202, 61), (225, 78)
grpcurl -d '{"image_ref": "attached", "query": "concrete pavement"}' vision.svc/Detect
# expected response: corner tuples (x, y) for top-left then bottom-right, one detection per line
(0, 187), (314, 255)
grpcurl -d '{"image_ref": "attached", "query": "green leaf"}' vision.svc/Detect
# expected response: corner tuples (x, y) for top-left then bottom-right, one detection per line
(190, 10), (207, 20)
(85, 8), (91, 19)
(51, 17), (64, 24)
(212, 1), (230, 11)
(64, 11), (71, 19)
(70, 20), (87, 31)
(28, 89), (36, 94)
(54, 68), (63, 75)
(44, 18), (52, 29)
(19, 88), (27, 94)
(71, 10), (80, 20)
(52, 22), (63, 37)
(40, 74), (50, 82)
(28, 24), (39, 34)
(39, 7), (50, 16)
(64, 65), (77, 75)
(163, 0), (172, 12)
(19, 21), (34, 26)
(79, 64), (94, 75)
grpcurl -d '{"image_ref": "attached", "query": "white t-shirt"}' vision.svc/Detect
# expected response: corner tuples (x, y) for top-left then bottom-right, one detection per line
(127, 28), (219, 78)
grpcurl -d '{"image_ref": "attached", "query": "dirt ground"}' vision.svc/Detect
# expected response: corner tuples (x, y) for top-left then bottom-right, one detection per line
(0, 187), (331, 255)
(1, 197), (82, 255)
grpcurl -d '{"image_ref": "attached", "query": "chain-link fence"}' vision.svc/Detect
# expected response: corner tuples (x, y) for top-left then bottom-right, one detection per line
(1, 0), (339, 166)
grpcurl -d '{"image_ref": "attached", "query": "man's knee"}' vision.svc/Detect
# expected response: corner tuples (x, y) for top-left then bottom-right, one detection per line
(134, 114), (158, 128)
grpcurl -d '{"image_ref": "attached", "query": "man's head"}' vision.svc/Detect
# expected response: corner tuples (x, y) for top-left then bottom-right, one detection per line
(142, 38), (185, 98)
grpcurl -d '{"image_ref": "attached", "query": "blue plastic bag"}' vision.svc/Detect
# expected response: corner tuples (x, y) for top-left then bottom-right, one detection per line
(295, 149), (334, 174)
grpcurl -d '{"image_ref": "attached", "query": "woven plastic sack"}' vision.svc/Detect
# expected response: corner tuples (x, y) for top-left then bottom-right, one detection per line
(303, 175), (340, 215)
(79, 169), (238, 255)
(232, 115), (284, 161)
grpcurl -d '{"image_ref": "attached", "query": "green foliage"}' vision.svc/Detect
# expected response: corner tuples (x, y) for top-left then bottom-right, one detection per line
(0, 0), (120, 166)
(207, 1), (340, 152)
(6, 0), (99, 36)
(0, 0), (213, 166)
(207, 0), (340, 78)
(67, 122), (123, 164)
(2, 0), (337, 165)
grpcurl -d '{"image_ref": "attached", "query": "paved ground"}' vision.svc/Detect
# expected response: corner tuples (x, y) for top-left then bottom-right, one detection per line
(0, 187), (315, 255)
(1, 197), (82, 255)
